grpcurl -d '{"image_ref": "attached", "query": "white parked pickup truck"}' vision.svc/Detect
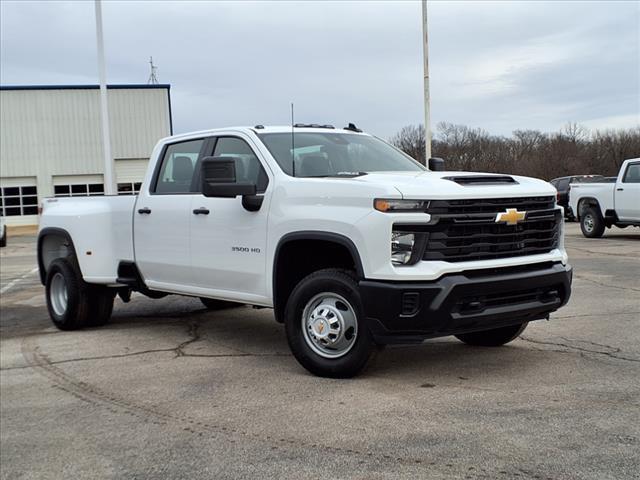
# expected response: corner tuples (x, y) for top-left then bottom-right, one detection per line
(569, 158), (640, 238)
(38, 124), (572, 377)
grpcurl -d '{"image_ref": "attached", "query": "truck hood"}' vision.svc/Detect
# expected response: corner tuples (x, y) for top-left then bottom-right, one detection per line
(355, 171), (555, 199)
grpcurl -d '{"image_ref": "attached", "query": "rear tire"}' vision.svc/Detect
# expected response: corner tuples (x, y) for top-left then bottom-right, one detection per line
(580, 206), (605, 238)
(455, 322), (528, 347)
(284, 268), (375, 378)
(87, 286), (115, 327)
(199, 297), (242, 310)
(45, 258), (92, 331)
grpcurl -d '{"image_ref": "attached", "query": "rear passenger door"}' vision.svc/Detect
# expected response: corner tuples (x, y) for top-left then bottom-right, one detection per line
(134, 138), (206, 289)
(189, 134), (272, 303)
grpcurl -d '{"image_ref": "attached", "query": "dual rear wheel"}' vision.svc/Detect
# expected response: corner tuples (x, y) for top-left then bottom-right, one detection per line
(45, 257), (114, 330)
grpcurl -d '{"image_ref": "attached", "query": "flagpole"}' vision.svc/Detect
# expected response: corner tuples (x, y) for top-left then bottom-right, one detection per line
(422, 0), (432, 162)
(95, 0), (116, 195)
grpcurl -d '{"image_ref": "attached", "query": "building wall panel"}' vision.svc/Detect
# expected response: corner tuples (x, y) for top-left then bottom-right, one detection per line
(0, 85), (171, 225)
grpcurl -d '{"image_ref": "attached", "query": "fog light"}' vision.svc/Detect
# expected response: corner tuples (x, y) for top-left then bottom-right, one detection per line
(391, 232), (415, 265)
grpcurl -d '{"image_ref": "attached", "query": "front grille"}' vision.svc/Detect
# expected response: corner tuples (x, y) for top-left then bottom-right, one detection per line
(427, 196), (555, 215)
(402, 196), (561, 263)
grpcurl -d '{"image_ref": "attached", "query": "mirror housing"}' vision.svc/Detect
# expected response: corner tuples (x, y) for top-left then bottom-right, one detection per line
(428, 157), (445, 171)
(201, 156), (257, 198)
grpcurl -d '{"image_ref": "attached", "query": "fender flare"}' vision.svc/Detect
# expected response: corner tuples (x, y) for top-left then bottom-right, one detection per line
(271, 231), (365, 322)
(576, 196), (601, 219)
(273, 231), (365, 280)
(37, 227), (78, 285)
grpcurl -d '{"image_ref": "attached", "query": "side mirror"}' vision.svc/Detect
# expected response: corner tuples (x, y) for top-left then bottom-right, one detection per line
(428, 157), (445, 171)
(201, 156), (256, 198)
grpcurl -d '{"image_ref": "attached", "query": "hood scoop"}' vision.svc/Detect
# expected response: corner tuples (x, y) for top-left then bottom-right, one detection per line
(443, 175), (518, 186)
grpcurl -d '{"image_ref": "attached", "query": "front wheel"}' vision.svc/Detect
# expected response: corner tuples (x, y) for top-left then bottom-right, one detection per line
(284, 269), (375, 378)
(455, 322), (528, 347)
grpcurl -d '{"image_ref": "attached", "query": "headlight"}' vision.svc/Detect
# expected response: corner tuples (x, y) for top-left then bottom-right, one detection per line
(391, 232), (415, 265)
(374, 199), (428, 212)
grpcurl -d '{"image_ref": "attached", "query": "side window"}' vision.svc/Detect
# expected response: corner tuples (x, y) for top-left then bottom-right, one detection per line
(213, 137), (269, 193)
(154, 139), (204, 194)
(622, 163), (640, 183)
(559, 179), (570, 190)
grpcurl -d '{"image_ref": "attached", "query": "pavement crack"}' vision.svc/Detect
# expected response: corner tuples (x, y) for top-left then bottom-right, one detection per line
(520, 336), (639, 363)
(2, 349), (292, 371)
(573, 274), (640, 293)
(173, 321), (201, 357)
(568, 245), (639, 258)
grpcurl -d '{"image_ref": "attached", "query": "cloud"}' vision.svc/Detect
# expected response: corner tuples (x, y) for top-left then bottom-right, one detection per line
(1, 0), (638, 138)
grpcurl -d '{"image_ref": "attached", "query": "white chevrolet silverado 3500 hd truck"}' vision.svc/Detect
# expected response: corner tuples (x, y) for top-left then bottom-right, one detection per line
(38, 125), (572, 377)
(569, 158), (640, 238)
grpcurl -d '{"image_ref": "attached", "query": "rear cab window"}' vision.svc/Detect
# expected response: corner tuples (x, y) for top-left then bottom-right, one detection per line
(622, 162), (640, 183)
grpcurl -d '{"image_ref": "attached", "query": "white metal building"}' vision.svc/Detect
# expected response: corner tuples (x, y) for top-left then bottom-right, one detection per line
(0, 84), (172, 225)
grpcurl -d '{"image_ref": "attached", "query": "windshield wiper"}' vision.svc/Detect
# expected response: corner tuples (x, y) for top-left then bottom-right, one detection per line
(332, 171), (368, 177)
(300, 172), (368, 179)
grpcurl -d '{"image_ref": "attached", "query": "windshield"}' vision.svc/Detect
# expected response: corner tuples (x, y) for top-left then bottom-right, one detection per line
(258, 132), (425, 177)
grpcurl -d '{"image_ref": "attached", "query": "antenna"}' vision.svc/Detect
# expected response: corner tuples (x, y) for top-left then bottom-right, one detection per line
(291, 102), (296, 177)
(147, 56), (159, 84)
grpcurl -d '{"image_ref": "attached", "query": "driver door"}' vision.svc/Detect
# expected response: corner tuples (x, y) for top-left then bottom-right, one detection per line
(189, 134), (272, 304)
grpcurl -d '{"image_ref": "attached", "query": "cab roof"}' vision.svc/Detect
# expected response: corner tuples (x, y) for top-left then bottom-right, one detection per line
(161, 125), (368, 143)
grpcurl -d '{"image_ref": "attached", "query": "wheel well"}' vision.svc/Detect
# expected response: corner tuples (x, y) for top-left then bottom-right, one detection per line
(577, 197), (601, 219)
(37, 228), (78, 285)
(273, 236), (362, 323)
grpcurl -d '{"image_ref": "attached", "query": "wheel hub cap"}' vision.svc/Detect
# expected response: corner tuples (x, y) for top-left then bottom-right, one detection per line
(50, 272), (68, 316)
(302, 293), (358, 359)
(585, 215), (594, 232)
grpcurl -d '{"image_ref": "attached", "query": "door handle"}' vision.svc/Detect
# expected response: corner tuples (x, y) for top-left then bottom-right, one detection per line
(137, 207), (152, 214)
(616, 188), (624, 191)
(192, 208), (210, 215)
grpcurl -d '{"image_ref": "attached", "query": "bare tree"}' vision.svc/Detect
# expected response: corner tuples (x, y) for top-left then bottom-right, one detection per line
(390, 122), (640, 180)
(389, 125), (426, 165)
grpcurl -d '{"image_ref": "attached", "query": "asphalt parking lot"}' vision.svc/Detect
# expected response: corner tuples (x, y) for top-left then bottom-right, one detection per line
(1, 224), (638, 480)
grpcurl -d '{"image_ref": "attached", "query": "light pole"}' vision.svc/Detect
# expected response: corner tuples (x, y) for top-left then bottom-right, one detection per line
(422, 0), (432, 162)
(94, 0), (116, 195)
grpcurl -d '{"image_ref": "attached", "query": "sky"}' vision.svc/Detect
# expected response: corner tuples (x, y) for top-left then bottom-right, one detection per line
(1, 0), (639, 140)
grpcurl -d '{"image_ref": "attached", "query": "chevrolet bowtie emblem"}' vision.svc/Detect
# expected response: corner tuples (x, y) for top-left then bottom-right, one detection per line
(495, 208), (526, 225)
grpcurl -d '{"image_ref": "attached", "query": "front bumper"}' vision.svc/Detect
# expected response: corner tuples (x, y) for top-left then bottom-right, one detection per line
(360, 262), (572, 344)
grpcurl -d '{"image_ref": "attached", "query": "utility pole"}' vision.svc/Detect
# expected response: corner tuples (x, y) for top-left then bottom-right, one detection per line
(94, 0), (116, 195)
(422, 0), (432, 162)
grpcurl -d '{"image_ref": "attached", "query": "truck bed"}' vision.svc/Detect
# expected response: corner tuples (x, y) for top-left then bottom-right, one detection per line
(39, 196), (137, 284)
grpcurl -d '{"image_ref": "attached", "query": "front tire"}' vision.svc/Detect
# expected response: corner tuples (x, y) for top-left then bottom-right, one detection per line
(455, 322), (528, 347)
(580, 206), (605, 238)
(45, 258), (92, 330)
(284, 269), (375, 378)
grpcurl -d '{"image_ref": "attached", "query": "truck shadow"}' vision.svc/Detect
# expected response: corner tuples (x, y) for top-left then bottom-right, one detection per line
(107, 297), (558, 380)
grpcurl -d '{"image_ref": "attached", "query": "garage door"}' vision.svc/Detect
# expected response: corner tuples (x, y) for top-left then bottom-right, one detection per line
(116, 159), (148, 195)
(53, 174), (104, 197)
(0, 176), (38, 226)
